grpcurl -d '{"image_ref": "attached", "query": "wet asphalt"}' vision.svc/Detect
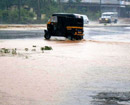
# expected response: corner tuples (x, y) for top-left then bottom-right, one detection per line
(0, 26), (130, 42)
(0, 29), (44, 39)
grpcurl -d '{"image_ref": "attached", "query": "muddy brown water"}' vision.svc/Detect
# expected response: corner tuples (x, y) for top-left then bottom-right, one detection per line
(0, 39), (130, 105)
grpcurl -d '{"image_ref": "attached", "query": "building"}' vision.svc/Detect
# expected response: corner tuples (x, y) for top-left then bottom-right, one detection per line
(60, 0), (130, 17)
(60, 0), (129, 5)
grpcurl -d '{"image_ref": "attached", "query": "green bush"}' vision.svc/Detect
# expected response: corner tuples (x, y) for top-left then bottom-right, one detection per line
(44, 46), (52, 50)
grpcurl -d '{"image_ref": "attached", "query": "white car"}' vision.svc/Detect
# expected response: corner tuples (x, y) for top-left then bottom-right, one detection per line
(80, 15), (89, 24)
(99, 12), (118, 23)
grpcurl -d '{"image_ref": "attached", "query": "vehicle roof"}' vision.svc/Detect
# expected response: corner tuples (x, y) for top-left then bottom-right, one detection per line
(52, 13), (82, 18)
(80, 15), (89, 19)
(102, 12), (118, 15)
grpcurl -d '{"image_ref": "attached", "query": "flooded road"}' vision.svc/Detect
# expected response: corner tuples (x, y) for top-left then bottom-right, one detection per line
(0, 29), (44, 39)
(85, 27), (130, 42)
(0, 26), (130, 42)
(0, 27), (130, 105)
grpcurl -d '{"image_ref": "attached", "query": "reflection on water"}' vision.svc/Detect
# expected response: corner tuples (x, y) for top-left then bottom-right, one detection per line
(84, 27), (130, 42)
(92, 92), (130, 105)
(0, 30), (44, 39)
(0, 27), (130, 42)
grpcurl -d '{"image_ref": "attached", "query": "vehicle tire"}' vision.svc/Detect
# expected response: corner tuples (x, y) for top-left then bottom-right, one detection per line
(77, 36), (83, 40)
(75, 36), (79, 40)
(44, 31), (51, 40)
(79, 36), (83, 40)
(109, 20), (112, 23)
(114, 19), (117, 23)
(75, 36), (83, 40)
(68, 35), (74, 40)
(71, 35), (75, 40)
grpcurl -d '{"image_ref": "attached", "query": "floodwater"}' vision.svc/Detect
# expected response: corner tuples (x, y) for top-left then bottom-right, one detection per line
(0, 27), (130, 105)
(84, 27), (130, 42)
(0, 26), (130, 42)
(0, 29), (43, 39)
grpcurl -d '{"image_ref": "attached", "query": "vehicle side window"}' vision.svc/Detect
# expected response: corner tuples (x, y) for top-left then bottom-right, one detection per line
(51, 16), (58, 22)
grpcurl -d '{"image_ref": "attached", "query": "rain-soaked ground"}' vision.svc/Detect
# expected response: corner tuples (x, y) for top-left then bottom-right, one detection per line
(0, 26), (130, 105)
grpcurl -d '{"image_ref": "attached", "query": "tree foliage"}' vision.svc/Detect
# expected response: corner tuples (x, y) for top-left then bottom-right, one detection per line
(0, 0), (100, 24)
(0, 8), (35, 24)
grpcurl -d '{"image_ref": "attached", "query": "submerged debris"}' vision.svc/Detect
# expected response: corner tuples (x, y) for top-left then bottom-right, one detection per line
(32, 45), (37, 47)
(25, 56), (28, 59)
(12, 49), (17, 55)
(32, 49), (36, 51)
(0, 45), (53, 58)
(40, 47), (44, 53)
(92, 92), (130, 105)
(25, 48), (29, 51)
(40, 46), (52, 53)
(0, 48), (17, 56)
(2, 48), (10, 53)
(44, 46), (52, 50)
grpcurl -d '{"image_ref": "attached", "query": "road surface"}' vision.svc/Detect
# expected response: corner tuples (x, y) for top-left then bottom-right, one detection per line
(0, 26), (130, 42)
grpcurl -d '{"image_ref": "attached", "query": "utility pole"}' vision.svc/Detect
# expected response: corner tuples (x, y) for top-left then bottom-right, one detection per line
(100, 0), (102, 16)
(58, 0), (60, 4)
(37, 0), (41, 21)
(6, 0), (8, 9)
(57, 0), (62, 12)
(18, 0), (21, 22)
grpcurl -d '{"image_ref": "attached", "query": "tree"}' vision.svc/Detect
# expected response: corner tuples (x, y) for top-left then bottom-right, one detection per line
(37, 0), (41, 21)
(76, 0), (81, 3)
(68, 0), (74, 3)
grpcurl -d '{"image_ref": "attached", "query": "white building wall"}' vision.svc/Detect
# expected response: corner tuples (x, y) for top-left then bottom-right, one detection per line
(81, 0), (100, 3)
(60, 0), (68, 2)
(81, 0), (119, 4)
(101, 0), (119, 4)
(60, 0), (130, 5)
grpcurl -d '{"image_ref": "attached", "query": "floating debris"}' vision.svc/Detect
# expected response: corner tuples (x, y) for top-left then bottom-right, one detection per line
(41, 47), (44, 53)
(25, 48), (29, 51)
(92, 92), (130, 105)
(32, 49), (36, 51)
(12, 49), (17, 55)
(32, 45), (36, 47)
(44, 46), (52, 50)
